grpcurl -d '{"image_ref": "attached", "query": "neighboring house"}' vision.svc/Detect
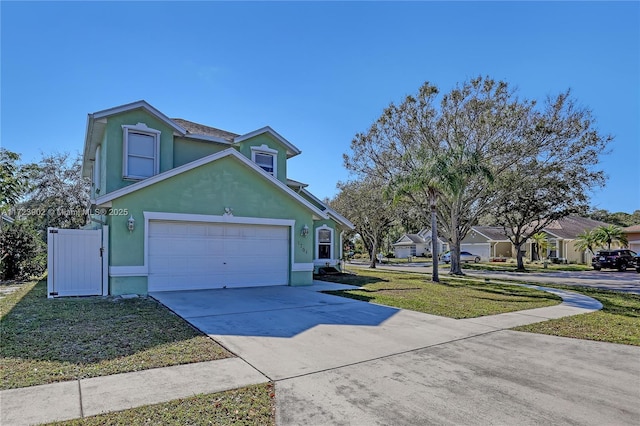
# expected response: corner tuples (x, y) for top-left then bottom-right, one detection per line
(526, 216), (611, 263)
(623, 225), (640, 253)
(73, 100), (353, 296)
(395, 216), (614, 264)
(392, 229), (448, 258)
(460, 226), (512, 260)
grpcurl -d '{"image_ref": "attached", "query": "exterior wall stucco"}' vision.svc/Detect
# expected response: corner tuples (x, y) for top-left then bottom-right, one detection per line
(173, 137), (230, 167)
(107, 156), (315, 295)
(103, 110), (176, 194)
(110, 276), (147, 296)
(236, 134), (287, 183)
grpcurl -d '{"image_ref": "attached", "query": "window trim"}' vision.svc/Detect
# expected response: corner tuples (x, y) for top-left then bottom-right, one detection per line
(122, 123), (161, 180)
(251, 144), (278, 176)
(315, 225), (334, 260)
(93, 145), (101, 195)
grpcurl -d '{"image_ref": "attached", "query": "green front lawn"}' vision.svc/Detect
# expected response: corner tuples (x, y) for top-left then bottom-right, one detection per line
(48, 383), (275, 426)
(514, 286), (640, 346)
(321, 269), (561, 319)
(1, 280), (231, 390)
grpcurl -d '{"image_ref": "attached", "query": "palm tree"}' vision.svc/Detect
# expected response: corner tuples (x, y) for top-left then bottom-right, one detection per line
(388, 157), (446, 283)
(574, 229), (600, 255)
(437, 146), (494, 275)
(595, 225), (628, 250)
(531, 232), (549, 261)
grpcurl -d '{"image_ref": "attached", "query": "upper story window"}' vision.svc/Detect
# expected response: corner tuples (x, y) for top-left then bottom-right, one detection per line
(122, 123), (160, 180)
(251, 145), (278, 176)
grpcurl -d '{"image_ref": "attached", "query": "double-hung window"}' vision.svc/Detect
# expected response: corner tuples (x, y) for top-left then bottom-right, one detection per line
(251, 145), (278, 176)
(317, 227), (333, 259)
(254, 153), (274, 174)
(122, 123), (160, 180)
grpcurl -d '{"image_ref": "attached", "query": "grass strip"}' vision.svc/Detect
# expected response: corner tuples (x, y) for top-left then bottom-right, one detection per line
(1, 280), (231, 390)
(513, 285), (640, 346)
(319, 269), (561, 319)
(47, 383), (275, 426)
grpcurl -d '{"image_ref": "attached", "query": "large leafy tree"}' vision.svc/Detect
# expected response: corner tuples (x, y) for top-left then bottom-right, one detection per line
(0, 148), (27, 214)
(588, 209), (640, 227)
(331, 178), (395, 268)
(20, 152), (91, 232)
(0, 221), (46, 280)
(345, 76), (530, 275)
(491, 91), (611, 270)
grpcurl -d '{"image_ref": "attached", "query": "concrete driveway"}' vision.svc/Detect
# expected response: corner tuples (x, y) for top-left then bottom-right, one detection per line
(151, 282), (640, 425)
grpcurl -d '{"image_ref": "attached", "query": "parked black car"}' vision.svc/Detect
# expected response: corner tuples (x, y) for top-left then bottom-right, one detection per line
(636, 255), (640, 273)
(592, 249), (637, 272)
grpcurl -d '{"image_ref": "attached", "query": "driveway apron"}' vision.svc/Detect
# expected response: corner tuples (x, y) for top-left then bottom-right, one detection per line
(151, 282), (640, 425)
(151, 284), (497, 380)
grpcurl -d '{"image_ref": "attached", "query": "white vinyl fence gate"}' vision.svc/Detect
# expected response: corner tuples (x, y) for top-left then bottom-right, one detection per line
(47, 227), (108, 298)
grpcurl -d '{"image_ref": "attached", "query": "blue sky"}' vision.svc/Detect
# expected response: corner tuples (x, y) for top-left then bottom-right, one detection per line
(2, 1), (638, 213)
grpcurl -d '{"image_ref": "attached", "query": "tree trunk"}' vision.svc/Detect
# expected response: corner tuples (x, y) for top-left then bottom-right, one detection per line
(369, 240), (377, 269)
(430, 198), (439, 283)
(515, 241), (526, 271)
(449, 215), (464, 275)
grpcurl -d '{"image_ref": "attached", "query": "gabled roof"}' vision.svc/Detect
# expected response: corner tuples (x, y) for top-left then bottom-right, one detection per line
(91, 100), (187, 134)
(83, 100), (188, 177)
(93, 148), (329, 220)
(542, 216), (610, 239)
(393, 231), (448, 246)
(172, 118), (238, 143)
(82, 101), (304, 178)
(299, 188), (355, 230)
(471, 226), (511, 241)
(234, 126), (301, 158)
(406, 234), (425, 243)
(287, 178), (309, 189)
(416, 229), (448, 243)
(623, 224), (640, 233)
(392, 234), (424, 247)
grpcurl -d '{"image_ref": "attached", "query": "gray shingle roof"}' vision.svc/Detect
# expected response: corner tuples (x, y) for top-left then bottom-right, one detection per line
(405, 234), (425, 243)
(472, 226), (511, 241)
(171, 118), (239, 142)
(543, 216), (610, 239)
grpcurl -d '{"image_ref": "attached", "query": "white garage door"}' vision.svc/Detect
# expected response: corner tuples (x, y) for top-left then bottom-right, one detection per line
(148, 221), (289, 292)
(460, 243), (490, 261)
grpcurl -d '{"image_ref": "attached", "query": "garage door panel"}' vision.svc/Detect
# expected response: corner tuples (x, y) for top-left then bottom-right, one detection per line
(461, 243), (490, 260)
(206, 225), (225, 237)
(148, 221), (289, 292)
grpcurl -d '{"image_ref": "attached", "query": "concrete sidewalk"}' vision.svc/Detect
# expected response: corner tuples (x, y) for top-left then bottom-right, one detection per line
(0, 283), (603, 425)
(0, 358), (269, 426)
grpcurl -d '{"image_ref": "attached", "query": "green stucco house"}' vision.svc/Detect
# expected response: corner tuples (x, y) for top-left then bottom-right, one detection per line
(81, 100), (353, 295)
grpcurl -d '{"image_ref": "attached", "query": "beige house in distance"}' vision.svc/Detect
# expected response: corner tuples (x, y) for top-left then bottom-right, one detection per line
(623, 225), (640, 253)
(523, 216), (611, 264)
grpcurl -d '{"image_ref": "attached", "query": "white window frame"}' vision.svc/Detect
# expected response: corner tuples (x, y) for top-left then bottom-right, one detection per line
(251, 144), (278, 176)
(122, 123), (161, 180)
(315, 225), (334, 260)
